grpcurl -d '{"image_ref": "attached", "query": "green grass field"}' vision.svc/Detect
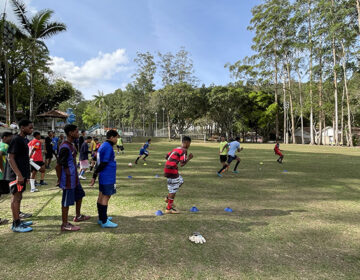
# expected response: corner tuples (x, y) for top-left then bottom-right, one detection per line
(1, 141), (360, 280)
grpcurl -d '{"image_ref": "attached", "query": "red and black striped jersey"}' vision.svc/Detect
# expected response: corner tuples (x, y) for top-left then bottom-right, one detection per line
(164, 147), (187, 178)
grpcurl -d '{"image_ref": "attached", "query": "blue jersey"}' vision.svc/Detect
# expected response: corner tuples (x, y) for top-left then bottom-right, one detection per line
(97, 141), (117, 185)
(141, 142), (149, 152)
(228, 141), (240, 157)
(52, 137), (59, 151)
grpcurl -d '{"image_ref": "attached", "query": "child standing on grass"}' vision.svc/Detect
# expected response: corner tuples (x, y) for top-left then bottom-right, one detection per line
(135, 139), (151, 164)
(79, 136), (92, 180)
(57, 124), (90, 232)
(0, 132), (12, 226)
(28, 132), (47, 192)
(90, 138), (101, 172)
(274, 140), (284, 164)
(91, 130), (119, 228)
(164, 136), (193, 214)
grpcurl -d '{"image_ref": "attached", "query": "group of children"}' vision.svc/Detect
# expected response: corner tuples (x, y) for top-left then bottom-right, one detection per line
(0, 119), (285, 232)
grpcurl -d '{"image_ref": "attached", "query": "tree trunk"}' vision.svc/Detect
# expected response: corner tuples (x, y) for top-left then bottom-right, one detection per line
(341, 42), (353, 147)
(318, 54), (324, 145)
(30, 48), (35, 121)
(274, 55), (279, 140)
(286, 63), (296, 144)
(308, 0), (314, 145)
(167, 113), (171, 140)
(341, 86), (345, 145)
(356, 0), (360, 33)
(282, 75), (288, 144)
(332, 35), (339, 146)
(296, 68), (304, 144)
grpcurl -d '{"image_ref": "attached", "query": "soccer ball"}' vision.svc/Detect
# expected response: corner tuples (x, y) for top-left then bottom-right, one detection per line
(128, 163), (133, 167)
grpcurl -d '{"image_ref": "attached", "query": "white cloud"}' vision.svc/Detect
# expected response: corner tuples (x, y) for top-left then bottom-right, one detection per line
(50, 49), (130, 98)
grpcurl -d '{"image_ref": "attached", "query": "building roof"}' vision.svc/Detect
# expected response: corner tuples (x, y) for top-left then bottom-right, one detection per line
(37, 110), (69, 119)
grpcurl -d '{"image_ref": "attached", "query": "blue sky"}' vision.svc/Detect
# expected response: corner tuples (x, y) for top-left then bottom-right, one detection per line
(2, 0), (261, 99)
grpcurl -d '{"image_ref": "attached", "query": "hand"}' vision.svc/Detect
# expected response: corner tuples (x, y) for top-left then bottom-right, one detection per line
(90, 178), (95, 186)
(240, 147), (244, 151)
(188, 153), (193, 160)
(17, 175), (24, 185)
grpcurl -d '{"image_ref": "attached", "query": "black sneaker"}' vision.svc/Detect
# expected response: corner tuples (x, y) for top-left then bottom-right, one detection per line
(40, 181), (48, 185)
(19, 212), (32, 219)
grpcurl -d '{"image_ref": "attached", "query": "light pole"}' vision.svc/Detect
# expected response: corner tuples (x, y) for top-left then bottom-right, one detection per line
(162, 107), (165, 131)
(155, 112), (158, 137)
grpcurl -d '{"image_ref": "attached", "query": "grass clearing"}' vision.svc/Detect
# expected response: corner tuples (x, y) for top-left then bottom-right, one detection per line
(1, 141), (360, 279)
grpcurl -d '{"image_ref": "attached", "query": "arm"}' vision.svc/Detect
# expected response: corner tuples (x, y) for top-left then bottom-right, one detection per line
(180, 153), (193, 167)
(90, 162), (108, 186)
(29, 147), (36, 159)
(0, 151), (4, 173)
(58, 148), (69, 168)
(8, 153), (24, 184)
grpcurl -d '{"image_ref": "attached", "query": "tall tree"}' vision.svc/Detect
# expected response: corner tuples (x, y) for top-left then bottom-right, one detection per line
(11, 0), (66, 120)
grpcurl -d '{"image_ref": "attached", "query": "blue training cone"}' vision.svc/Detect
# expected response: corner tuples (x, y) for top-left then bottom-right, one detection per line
(224, 207), (233, 213)
(155, 210), (164, 216)
(283, 170), (288, 173)
(155, 174), (160, 178)
(128, 175), (133, 179)
(190, 206), (199, 212)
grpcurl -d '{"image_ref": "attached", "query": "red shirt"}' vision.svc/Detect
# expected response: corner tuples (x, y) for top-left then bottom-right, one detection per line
(164, 147), (187, 178)
(28, 139), (43, 162)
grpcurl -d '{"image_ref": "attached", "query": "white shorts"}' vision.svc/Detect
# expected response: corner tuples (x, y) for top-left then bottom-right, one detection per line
(167, 175), (184, 194)
(80, 160), (89, 169)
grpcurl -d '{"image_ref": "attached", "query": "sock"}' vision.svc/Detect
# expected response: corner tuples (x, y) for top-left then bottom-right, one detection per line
(30, 179), (35, 190)
(135, 157), (140, 163)
(143, 154), (148, 159)
(13, 219), (21, 227)
(218, 166), (227, 174)
(167, 198), (174, 210)
(80, 170), (84, 176)
(99, 204), (108, 224)
(234, 161), (240, 171)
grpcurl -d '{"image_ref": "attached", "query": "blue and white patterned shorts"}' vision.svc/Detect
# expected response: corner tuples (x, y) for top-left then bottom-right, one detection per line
(167, 175), (184, 194)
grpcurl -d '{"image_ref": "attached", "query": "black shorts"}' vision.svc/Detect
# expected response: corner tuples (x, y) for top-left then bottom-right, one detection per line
(31, 161), (45, 172)
(220, 155), (227, 163)
(117, 145), (124, 151)
(227, 155), (238, 164)
(10, 181), (26, 194)
(0, 180), (10, 195)
(45, 150), (53, 159)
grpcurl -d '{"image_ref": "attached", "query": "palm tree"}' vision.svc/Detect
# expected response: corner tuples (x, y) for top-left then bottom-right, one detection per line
(10, 0), (66, 120)
(93, 91), (109, 128)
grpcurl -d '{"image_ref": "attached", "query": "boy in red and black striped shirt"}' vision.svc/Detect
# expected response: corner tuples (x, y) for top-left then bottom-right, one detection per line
(164, 136), (193, 214)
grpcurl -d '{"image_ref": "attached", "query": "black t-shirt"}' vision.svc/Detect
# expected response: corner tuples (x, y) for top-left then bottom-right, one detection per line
(79, 136), (84, 151)
(5, 134), (30, 180)
(45, 136), (53, 151)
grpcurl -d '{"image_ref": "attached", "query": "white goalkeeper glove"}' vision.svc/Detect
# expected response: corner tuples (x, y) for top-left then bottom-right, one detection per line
(189, 232), (206, 244)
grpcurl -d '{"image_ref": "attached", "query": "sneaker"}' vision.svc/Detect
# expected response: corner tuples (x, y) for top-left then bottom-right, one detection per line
(165, 208), (180, 214)
(232, 170), (239, 174)
(40, 181), (48, 186)
(97, 217), (113, 225)
(20, 221), (33, 227)
(61, 223), (80, 231)
(217, 172), (223, 177)
(100, 219), (118, 228)
(19, 212), (32, 219)
(79, 175), (86, 180)
(35, 181), (41, 186)
(30, 188), (39, 192)
(73, 215), (91, 222)
(164, 197), (176, 208)
(0, 218), (9, 226)
(12, 223), (33, 233)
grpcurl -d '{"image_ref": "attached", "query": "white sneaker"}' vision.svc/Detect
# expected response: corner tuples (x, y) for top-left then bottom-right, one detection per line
(30, 188), (39, 193)
(79, 175), (86, 180)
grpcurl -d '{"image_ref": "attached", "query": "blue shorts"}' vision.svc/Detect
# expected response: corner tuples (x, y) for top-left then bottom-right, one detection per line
(227, 155), (238, 164)
(62, 184), (85, 207)
(139, 149), (148, 156)
(99, 184), (116, 196)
